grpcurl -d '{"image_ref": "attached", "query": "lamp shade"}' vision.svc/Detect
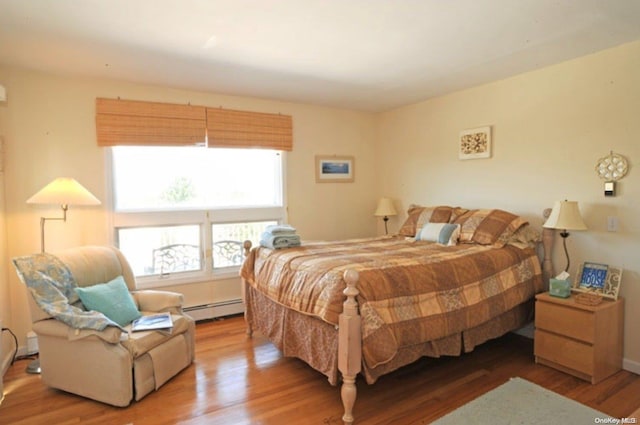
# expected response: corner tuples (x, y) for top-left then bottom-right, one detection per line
(543, 200), (587, 230)
(374, 198), (397, 217)
(27, 177), (101, 206)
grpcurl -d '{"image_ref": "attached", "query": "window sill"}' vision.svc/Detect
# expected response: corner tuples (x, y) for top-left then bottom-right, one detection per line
(135, 268), (241, 289)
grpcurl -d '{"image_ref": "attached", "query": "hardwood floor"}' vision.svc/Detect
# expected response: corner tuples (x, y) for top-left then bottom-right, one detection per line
(1, 315), (639, 424)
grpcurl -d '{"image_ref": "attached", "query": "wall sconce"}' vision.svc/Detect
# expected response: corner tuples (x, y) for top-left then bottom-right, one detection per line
(595, 152), (628, 197)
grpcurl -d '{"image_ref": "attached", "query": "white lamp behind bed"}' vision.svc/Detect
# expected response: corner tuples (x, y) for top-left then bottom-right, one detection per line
(374, 198), (397, 235)
(543, 200), (587, 273)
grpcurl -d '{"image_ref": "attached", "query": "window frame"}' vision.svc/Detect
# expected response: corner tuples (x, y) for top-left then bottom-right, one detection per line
(106, 148), (287, 289)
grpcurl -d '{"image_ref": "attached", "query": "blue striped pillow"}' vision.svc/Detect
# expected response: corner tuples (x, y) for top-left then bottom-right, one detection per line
(416, 223), (460, 246)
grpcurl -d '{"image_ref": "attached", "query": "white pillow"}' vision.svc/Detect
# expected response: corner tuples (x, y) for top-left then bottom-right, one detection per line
(416, 223), (460, 246)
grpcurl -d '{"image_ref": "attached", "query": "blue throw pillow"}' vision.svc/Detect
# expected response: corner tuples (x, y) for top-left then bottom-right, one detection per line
(416, 223), (461, 246)
(75, 276), (141, 326)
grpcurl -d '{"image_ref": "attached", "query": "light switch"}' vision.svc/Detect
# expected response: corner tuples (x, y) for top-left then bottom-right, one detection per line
(607, 216), (618, 232)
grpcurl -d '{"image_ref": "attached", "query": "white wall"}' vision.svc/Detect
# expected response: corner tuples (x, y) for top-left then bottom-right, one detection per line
(0, 67), (377, 351)
(376, 40), (640, 370)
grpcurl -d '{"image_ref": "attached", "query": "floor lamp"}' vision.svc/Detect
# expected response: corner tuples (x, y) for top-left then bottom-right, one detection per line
(24, 177), (101, 373)
(543, 200), (587, 273)
(27, 177), (101, 253)
(374, 198), (397, 235)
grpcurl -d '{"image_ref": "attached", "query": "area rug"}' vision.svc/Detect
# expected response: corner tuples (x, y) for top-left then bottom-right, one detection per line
(433, 377), (615, 424)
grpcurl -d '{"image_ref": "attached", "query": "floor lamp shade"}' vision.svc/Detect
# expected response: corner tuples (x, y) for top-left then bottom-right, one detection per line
(27, 177), (101, 206)
(27, 177), (101, 252)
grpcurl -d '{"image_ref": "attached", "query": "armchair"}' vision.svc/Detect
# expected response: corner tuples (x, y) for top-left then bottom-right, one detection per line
(13, 245), (195, 407)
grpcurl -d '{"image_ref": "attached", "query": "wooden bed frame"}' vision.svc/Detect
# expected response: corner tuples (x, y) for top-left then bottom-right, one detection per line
(242, 209), (555, 424)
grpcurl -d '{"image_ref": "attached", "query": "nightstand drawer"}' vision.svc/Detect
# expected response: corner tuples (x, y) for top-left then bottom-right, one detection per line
(535, 330), (594, 375)
(536, 301), (595, 343)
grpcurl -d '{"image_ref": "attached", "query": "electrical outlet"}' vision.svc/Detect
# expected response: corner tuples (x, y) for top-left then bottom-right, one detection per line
(26, 331), (38, 355)
(607, 216), (618, 232)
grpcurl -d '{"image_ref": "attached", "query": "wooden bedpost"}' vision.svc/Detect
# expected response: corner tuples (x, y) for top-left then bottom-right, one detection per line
(242, 240), (253, 336)
(541, 208), (554, 286)
(338, 269), (361, 425)
(243, 240), (252, 257)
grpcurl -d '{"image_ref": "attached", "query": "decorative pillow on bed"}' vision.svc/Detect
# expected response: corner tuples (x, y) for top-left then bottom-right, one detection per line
(415, 223), (461, 246)
(506, 224), (541, 249)
(450, 207), (470, 223)
(398, 205), (456, 237)
(454, 209), (528, 247)
(475, 210), (528, 247)
(490, 218), (529, 248)
(452, 209), (487, 243)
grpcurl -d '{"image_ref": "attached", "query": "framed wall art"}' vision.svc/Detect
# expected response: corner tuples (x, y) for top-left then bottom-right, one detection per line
(459, 126), (491, 160)
(315, 155), (355, 183)
(572, 262), (623, 300)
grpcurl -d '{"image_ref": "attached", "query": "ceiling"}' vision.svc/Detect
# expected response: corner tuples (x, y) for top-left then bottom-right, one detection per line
(1, 0), (640, 112)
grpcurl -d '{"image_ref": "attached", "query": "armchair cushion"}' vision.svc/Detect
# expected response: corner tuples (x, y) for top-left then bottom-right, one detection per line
(121, 313), (192, 357)
(75, 276), (142, 327)
(133, 290), (184, 314)
(33, 319), (124, 344)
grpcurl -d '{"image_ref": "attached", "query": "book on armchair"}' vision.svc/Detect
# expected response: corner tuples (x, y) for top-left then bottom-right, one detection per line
(131, 312), (173, 332)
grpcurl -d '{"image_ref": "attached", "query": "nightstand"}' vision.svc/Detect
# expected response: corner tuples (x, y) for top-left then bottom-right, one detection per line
(534, 292), (624, 384)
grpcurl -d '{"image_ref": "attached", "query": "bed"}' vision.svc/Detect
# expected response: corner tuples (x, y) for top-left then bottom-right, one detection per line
(240, 206), (554, 424)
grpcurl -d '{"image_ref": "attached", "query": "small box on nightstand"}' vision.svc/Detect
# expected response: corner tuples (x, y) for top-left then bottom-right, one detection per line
(549, 278), (571, 298)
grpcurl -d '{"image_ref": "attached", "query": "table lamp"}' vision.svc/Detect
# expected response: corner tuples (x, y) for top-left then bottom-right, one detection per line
(374, 198), (397, 235)
(543, 200), (587, 272)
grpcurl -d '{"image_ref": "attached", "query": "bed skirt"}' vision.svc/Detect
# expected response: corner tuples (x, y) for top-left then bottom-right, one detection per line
(245, 284), (533, 386)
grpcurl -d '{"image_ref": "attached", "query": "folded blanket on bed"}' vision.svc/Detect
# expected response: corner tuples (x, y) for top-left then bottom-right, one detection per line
(260, 234), (301, 249)
(264, 224), (297, 235)
(260, 224), (300, 249)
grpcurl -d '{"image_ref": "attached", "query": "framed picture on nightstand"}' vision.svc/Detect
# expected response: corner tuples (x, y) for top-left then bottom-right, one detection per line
(573, 262), (623, 300)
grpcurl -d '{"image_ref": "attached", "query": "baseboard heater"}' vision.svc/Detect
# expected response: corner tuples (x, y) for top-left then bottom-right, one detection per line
(184, 299), (244, 321)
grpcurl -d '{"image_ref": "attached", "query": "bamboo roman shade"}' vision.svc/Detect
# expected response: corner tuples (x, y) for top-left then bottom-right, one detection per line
(96, 98), (207, 147)
(96, 98), (293, 150)
(206, 107), (293, 151)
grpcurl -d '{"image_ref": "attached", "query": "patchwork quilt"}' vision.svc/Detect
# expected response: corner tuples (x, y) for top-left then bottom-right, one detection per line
(240, 236), (543, 368)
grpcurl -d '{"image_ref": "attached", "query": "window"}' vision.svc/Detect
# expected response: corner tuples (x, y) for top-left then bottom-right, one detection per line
(118, 225), (202, 276)
(112, 147), (282, 210)
(111, 146), (285, 285)
(211, 221), (276, 268)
